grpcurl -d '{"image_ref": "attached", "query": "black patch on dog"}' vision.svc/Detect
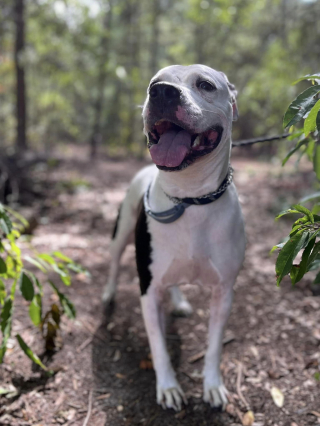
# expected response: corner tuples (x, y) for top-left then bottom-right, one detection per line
(135, 200), (152, 295)
(112, 204), (122, 240)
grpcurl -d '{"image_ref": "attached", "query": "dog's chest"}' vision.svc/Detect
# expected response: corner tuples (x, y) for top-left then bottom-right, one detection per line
(147, 204), (226, 287)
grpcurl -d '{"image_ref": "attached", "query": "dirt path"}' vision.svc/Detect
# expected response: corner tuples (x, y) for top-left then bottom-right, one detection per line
(1, 149), (320, 425)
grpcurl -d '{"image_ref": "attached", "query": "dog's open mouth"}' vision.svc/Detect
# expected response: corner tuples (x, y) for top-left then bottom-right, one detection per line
(148, 120), (223, 171)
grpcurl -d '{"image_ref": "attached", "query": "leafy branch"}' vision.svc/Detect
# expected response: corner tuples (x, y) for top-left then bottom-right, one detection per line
(0, 204), (87, 371)
(274, 73), (320, 286)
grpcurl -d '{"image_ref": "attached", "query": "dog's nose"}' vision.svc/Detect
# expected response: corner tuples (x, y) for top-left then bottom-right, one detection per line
(149, 83), (180, 104)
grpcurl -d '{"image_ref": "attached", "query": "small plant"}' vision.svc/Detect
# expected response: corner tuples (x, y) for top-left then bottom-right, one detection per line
(0, 204), (87, 372)
(273, 73), (320, 286)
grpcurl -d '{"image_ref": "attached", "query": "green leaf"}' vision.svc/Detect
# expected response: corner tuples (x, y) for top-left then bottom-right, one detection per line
(287, 130), (304, 140)
(66, 262), (89, 275)
(0, 279), (6, 305)
(292, 74), (320, 85)
(300, 192), (320, 203)
(37, 254), (56, 265)
(308, 259), (320, 271)
(60, 273), (71, 286)
(0, 205), (13, 236)
(317, 110), (320, 132)
(48, 281), (76, 319)
(51, 303), (61, 327)
(53, 251), (73, 263)
(52, 263), (68, 277)
(313, 142), (320, 180)
(19, 271), (34, 301)
(15, 334), (48, 371)
(24, 256), (47, 273)
(29, 294), (42, 326)
(312, 204), (320, 214)
(307, 241), (320, 271)
(293, 238), (315, 284)
(290, 265), (299, 284)
(304, 99), (320, 136)
(306, 139), (315, 162)
(0, 257), (7, 274)
(276, 231), (310, 286)
(3, 206), (28, 227)
(294, 215), (311, 225)
(275, 209), (300, 220)
(292, 204), (314, 223)
(0, 298), (13, 363)
(282, 138), (310, 166)
(290, 224), (303, 237)
(283, 85), (320, 129)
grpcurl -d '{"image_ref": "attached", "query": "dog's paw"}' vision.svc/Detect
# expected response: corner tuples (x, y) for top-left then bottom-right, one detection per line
(203, 382), (228, 410)
(157, 383), (187, 411)
(172, 300), (193, 317)
(102, 284), (115, 304)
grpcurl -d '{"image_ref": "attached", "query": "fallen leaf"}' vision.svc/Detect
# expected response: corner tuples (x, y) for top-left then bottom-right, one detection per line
(270, 386), (284, 408)
(310, 410), (320, 418)
(55, 392), (65, 407)
(174, 409), (186, 419)
(72, 378), (78, 390)
(313, 329), (320, 341)
(113, 349), (121, 362)
(225, 403), (237, 417)
(250, 346), (259, 359)
(139, 359), (153, 370)
(115, 373), (126, 379)
(242, 410), (254, 426)
(268, 369), (281, 379)
(96, 393), (111, 400)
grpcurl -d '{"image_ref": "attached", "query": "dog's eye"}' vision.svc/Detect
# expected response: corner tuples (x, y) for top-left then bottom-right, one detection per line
(198, 81), (216, 92)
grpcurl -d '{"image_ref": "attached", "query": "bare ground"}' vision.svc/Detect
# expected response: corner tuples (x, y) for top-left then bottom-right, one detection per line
(0, 147), (320, 426)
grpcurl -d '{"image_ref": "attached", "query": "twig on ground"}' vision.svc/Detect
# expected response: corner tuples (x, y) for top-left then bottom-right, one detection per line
(181, 371), (198, 382)
(77, 336), (93, 353)
(188, 335), (236, 363)
(236, 361), (250, 411)
(269, 349), (276, 371)
(82, 390), (93, 426)
(188, 350), (205, 363)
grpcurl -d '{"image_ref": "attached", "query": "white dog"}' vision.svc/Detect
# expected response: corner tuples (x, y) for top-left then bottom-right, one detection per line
(103, 65), (246, 411)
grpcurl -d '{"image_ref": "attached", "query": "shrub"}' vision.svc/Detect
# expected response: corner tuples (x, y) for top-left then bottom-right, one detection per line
(0, 204), (86, 372)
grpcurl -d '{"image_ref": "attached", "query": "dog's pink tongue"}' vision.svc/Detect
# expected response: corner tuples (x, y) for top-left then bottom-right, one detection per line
(150, 129), (192, 167)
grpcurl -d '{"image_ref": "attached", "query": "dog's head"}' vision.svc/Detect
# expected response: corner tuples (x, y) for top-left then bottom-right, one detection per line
(142, 64), (238, 172)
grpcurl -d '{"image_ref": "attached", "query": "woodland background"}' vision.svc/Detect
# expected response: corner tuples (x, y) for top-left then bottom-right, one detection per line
(1, 0), (320, 160)
(1, 1), (320, 425)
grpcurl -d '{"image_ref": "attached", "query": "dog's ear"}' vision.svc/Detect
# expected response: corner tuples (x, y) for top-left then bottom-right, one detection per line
(220, 72), (239, 121)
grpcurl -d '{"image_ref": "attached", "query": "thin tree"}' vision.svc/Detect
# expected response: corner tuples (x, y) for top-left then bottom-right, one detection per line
(149, 0), (160, 76)
(90, 2), (113, 160)
(14, 0), (27, 151)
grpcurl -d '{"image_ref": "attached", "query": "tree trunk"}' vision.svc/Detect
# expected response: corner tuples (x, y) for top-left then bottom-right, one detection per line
(14, 0), (27, 152)
(90, 3), (113, 160)
(124, 0), (141, 150)
(149, 0), (160, 76)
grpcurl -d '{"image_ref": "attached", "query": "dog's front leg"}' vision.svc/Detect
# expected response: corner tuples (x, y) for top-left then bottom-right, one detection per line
(203, 285), (233, 409)
(141, 285), (187, 411)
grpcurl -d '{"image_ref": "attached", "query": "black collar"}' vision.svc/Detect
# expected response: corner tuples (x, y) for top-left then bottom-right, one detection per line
(144, 166), (233, 224)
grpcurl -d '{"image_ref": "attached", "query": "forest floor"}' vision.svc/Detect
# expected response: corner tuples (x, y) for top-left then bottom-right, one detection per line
(0, 146), (320, 426)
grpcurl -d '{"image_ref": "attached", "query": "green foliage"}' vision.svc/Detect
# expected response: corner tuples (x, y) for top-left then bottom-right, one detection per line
(283, 85), (320, 129)
(274, 75), (320, 286)
(0, 204), (87, 369)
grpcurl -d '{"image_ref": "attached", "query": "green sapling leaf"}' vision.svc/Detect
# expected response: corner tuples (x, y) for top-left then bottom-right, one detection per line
(19, 271), (34, 301)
